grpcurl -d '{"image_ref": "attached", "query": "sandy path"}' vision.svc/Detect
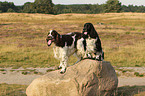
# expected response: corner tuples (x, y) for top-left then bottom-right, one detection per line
(118, 77), (145, 87)
(0, 67), (145, 87)
(1, 73), (145, 87)
(0, 67), (48, 85)
(0, 72), (41, 85)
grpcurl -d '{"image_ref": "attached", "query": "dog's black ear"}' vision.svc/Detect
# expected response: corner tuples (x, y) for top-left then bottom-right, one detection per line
(89, 23), (99, 37)
(89, 23), (95, 32)
(52, 30), (58, 36)
(56, 33), (60, 41)
(51, 30), (58, 39)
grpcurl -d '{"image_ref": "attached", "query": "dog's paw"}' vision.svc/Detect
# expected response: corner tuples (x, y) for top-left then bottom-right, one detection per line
(87, 54), (92, 58)
(96, 55), (103, 61)
(60, 68), (66, 74)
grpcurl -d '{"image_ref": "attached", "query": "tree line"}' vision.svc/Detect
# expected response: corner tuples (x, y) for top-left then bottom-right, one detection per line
(0, 0), (145, 14)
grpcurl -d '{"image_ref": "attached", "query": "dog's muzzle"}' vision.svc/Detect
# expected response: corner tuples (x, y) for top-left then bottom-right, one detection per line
(46, 36), (53, 46)
(83, 32), (88, 35)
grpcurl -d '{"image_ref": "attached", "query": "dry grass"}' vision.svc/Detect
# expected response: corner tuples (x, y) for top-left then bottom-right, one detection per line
(0, 83), (27, 96)
(0, 13), (145, 68)
(117, 86), (145, 96)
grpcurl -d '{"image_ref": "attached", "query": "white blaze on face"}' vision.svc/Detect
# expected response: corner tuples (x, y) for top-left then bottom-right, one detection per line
(47, 30), (54, 46)
(48, 30), (53, 37)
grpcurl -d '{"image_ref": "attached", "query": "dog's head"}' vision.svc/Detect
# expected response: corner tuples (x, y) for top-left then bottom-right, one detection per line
(82, 23), (97, 38)
(46, 30), (60, 46)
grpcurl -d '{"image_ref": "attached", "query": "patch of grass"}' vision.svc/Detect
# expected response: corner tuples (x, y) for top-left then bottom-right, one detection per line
(125, 32), (130, 34)
(22, 72), (28, 75)
(0, 83), (27, 96)
(135, 91), (145, 96)
(122, 70), (127, 73)
(131, 27), (136, 31)
(33, 71), (38, 74)
(134, 72), (144, 77)
(117, 86), (145, 96)
(46, 69), (56, 72)
(134, 72), (140, 76)
(135, 65), (141, 67)
(10, 70), (15, 72)
(0, 69), (6, 71)
(117, 68), (134, 73)
(24, 69), (36, 72)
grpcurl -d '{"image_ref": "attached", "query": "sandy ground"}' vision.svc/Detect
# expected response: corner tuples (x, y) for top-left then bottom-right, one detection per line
(118, 77), (145, 87)
(0, 67), (145, 87)
(0, 72), (41, 85)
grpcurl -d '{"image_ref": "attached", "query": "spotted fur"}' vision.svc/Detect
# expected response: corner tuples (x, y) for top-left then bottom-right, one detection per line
(81, 23), (104, 61)
(46, 30), (82, 73)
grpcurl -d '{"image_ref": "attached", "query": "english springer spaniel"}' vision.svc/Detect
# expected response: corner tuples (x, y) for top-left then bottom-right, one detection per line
(46, 30), (82, 73)
(78, 23), (104, 61)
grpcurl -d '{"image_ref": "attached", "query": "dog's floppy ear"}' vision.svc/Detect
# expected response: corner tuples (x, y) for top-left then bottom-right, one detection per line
(56, 33), (60, 41)
(89, 23), (99, 37)
(90, 23), (95, 33)
(51, 30), (59, 40)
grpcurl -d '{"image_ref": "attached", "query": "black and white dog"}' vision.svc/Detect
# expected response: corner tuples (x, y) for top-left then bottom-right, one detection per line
(78, 23), (104, 61)
(46, 30), (82, 73)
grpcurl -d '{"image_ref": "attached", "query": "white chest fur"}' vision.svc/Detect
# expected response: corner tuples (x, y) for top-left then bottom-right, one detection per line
(77, 38), (97, 58)
(77, 38), (86, 57)
(86, 38), (96, 53)
(53, 43), (76, 60)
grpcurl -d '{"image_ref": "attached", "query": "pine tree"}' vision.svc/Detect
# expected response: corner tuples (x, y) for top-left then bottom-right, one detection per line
(104, 0), (122, 13)
(23, 2), (36, 13)
(34, 0), (54, 14)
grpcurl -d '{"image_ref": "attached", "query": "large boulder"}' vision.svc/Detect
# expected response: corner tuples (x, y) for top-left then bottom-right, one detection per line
(26, 59), (118, 96)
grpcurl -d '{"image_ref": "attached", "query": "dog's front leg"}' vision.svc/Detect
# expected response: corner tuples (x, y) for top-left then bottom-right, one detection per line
(58, 61), (62, 69)
(59, 47), (68, 74)
(60, 56), (68, 74)
(53, 46), (60, 60)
